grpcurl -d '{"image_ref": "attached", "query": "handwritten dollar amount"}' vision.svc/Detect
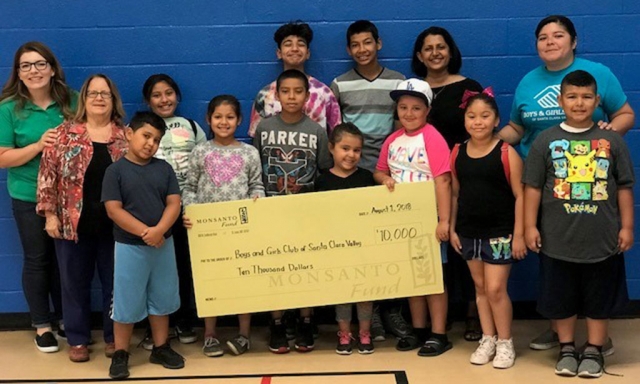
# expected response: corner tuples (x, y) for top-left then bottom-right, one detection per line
(375, 224), (420, 244)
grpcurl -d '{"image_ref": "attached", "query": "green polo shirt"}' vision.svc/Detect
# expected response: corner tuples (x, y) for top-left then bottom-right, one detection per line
(0, 92), (78, 202)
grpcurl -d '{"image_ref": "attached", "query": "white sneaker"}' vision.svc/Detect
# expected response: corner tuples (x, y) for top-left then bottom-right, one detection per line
(493, 338), (516, 369)
(470, 335), (496, 365)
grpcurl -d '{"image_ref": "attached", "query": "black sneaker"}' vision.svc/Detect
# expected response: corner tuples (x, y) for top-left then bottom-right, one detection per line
(138, 327), (153, 351)
(336, 331), (354, 355)
(35, 331), (59, 353)
(268, 320), (290, 354)
(370, 306), (386, 342)
(150, 343), (185, 369)
(396, 333), (422, 351)
(382, 306), (412, 339)
(311, 318), (320, 340)
(294, 318), (315, 352)
(282, 310), (296, 340)
(176, 325), (197, 344)
(109, 350), (130, 380)
(57, 328), (66, 340)
(358, 330), (374, 354)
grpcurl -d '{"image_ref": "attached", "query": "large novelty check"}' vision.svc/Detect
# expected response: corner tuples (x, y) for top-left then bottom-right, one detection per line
(185, 182), (443, 317)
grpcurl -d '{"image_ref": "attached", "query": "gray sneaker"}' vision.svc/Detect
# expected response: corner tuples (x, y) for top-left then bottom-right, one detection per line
(202, 337), (224, 357)
(529, 329), (559, 350)
(577, 348), (604, 378)
(555, 347), (579, 377)
(227, 335), (250, 356)
(370, 307), (386, 342)
(382, 307), (412, 339)
(578, 337), (614, 357)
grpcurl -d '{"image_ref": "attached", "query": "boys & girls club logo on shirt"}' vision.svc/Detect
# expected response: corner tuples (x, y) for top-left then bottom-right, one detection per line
(534, 85), (561, 108)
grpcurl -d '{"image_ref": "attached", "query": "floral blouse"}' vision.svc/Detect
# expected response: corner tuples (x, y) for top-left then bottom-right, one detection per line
(36, 121), (128, 241)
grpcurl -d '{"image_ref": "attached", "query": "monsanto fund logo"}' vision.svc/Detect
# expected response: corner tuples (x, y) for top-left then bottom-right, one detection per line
(534, 85), (561, 108)
(239, 207), (248, 224)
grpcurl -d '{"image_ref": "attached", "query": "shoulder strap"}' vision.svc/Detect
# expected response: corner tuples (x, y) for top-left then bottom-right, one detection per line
(450, 143), (461, 178)
(187, 118), (198, 137)
(500, 141), (511, 186)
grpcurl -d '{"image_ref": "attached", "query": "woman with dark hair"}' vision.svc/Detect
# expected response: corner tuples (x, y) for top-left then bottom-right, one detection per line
(498, 15), (634, 356)
(37, 74), (127, 362)
(499, 15), (634, 157)
(412, 26), (484, 149)
(412, 26), (484, 342)
(0, 41), (77, 353)
(140, 74), (207, 348)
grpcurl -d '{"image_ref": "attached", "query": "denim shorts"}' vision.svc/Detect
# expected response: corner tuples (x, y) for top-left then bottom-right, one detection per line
(459, 235), (514, 265)
(111, 237), (180, 323)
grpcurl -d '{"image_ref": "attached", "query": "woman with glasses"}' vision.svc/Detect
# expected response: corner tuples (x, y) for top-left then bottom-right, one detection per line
(36, 74), (127, 362)
(0, 41), (77, 353)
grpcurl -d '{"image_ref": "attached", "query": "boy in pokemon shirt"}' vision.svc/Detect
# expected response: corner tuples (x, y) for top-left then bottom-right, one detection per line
(522, 70), (634, 378)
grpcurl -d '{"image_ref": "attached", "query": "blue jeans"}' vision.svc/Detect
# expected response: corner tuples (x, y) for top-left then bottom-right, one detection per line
(11, 199), (62, 328)
(55, 235), (114, 346)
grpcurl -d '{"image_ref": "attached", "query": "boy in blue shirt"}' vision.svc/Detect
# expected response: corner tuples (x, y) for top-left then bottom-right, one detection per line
(523, 70), (634, 378)
(103, 112), (184, 379)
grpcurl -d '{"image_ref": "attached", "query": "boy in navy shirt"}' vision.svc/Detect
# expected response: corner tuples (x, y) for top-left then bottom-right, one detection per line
(103, 112), (183, 379)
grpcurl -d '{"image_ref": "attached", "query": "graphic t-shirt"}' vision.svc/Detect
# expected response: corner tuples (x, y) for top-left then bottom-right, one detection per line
(253, 114), (332, 195)
(182, 141), (265, 206)
(248, 76), (341, 137)
(330, 68), (405, 171)
(522, 124), (634, 263)
(155, 116), (207, 192)
(376, 123), (451, 183)
(510, 58), (627, 159)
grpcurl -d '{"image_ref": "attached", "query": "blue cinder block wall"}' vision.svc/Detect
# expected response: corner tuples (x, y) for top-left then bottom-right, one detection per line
(1, 0), (639, 313)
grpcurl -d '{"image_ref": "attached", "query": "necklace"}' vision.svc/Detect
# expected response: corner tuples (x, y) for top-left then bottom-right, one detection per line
(432, 85), (447, 100)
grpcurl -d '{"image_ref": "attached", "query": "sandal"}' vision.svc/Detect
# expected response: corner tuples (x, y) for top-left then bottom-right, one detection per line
(396, 333), (422, 351)
(417, 336), (453, 357)
(464, 317), (482, 342)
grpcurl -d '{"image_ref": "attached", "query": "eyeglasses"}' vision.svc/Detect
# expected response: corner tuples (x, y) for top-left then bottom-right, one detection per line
(86, 91), (113, 99)
(18, 61), (49, 72)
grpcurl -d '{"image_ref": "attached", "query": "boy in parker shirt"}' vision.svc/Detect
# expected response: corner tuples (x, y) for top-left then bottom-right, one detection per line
(253, 69), (331, 353)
